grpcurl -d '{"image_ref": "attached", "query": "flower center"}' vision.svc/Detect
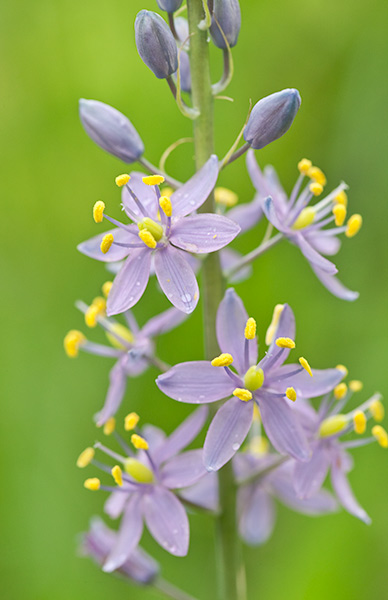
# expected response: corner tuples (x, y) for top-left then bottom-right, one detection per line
(292, 206), (316, 230)
(138, 217), (164, 242)
(124, 458), (154, 483)
(106, 323), (134, 349)
(244, 366), (264, 391)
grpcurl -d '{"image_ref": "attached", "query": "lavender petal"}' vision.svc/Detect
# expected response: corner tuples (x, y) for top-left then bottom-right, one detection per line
(259, 303), (295, 372)
(103, 494), (144, 572)
(220, 248), (253, 284)
(267, 365), (344, 398)
(143, 486), (189, 556)
(161, 449), (207, 488)
(179, 472), (219, 512)
(310, 263), (359, 301)
(104, 490), (129, 519)
(77, 228), (135, 263)
(238, 484), (276, 545)
(141, 306), (188, 338)
(226, 198), (263, 233)
(293, 441), (331, 499)
(171, 155), (219, 217)
(294, 233), (338, 275)
(106, 248), (152, 316)
(157, 406), (209, 464)
(95, 361), (128, 426)
(169, 214), (240, 254)
(154, 244), (199, 314)
(331, 457), (371, 524)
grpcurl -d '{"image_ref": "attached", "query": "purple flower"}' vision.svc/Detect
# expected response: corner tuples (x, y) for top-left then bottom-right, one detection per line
(78, 156), (240, 314)
(247, 150), (362, 300)
(157, 288), (343, 470)
(64, 292), (187, 425)
(79, 407), (209, 570)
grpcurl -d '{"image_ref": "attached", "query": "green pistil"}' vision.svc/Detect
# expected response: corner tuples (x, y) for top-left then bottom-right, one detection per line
(244, 366), (264, 391)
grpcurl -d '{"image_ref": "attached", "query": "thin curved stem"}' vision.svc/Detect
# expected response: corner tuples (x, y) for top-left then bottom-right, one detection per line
(225, 233), (283, 279)
(154, 578), (199, 600)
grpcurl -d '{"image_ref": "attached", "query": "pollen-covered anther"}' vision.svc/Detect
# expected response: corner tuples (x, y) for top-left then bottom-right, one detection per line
(138, 217), (164, 241)
(353, 411), (366, 435)
(103, 417), (116, 435)
(211, 353), (233, 367)
(336, 364), (348, 377)
(345, 214), (362, 238)
(111, 465), (123, 487)
(276, 337), (295, 349)
(233, 388), (253, 402)
(115, 174), (131, 187)
(77, 447), (95, 468)
(125, 412), (140, 431)
(372, 425), (388, 448)
(244, 317), (257, 340)
(142, 174), (165, 186)
(299, 357), (313, 377)
(102, 281), (113, 298)
(214, 187), (239, 207)
(138, 229), (157, 249)
(286, 387), (297, 402)
(309, 182), (323, 196)
(334, 383), (348, 400)
(159, 196), (172, 217)
(370, 399), (384, 422)
(319, 414), (348, 438)
(161, 186), (173, 198)
(308, 166), (327, 186)
(93, 200), (105, 223)
(334, 190), (348, 207)
(265, 304), (284, 345)
(100, 233), (114, 254)
(64, 330), (86, 358)
(84, 478), (100, 491)
(85, 297), (106, 328)
(131, 433), (149, 450)
(333, 204), (347, 227)
(297, 158), (312, 175)
(349, 380), (363, 393)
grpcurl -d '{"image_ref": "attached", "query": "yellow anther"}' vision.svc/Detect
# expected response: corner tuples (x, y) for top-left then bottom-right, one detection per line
(138, 229), (157, 249)
(319, 414), (348, 438)
(253, 404), (261, 422)
(345, 214), (362, 238)
(159, 196), (172, 217)
(102, 281), (113, 298)
(142, 174), (165, 186)
(211, 353), (233, 367)
(370, 399), (384, 422)
(106, 323), (134, 349)
(214, 187), (239, 207)
(84, 478), (100, 491)
(372, 425), (388, 448)
(286, 387), (297, 402)
(115, 174), (131, 187)
(353, 411), (366, 434)
(77, 447), (95, 468)
(244, 317), (257, 340)
(100, 233), (114, 254)
(265, 304), (284, 345)
(124, 458), (154, 483)
(103, 417), (116, 435)
(334, 190), (348, 207)
(93, 200), (105, 223)
(124, 412), (140, 431)
(333, 204), (347, 227)
(336, 364), (348, 377)
(250, 436), (269, 456)
(111, 465), (123, 487)
(309, 182), (323, 196)
(334, 383), (348, 400)
(276, 337), (295, 349)
(299, 357), (313, 377)
(292, 207), (316, 230)
(138, 217), (164, 241)
(92, 296), (106, 312)
(85, 305), (99, 328)
(308, 166), (327, 186)
(349, 380), (363, 393)
(298, 158), (312, 175)
(244, 366), (264, 391)
(233, 388), (253, 402)
(161, 186), (173, 198)
(131, 434), (149, 450)
(64, 330), (86, 358)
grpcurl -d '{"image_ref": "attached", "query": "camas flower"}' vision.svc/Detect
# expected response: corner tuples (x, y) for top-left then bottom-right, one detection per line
(78, 407), (209, 570)
(78, 156), (240, 314)
(64, 285), (186, 425)
(157, 288), (344, 471)
(247, 150), (362, 300)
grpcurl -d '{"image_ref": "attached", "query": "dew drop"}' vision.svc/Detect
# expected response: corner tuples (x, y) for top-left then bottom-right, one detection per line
(232, 443), (240, 451)
(180, 293), (192, 303)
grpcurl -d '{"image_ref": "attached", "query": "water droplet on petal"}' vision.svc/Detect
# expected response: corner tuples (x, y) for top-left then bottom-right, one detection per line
(232, 443), (240, 451)
(180, 293), (192, 304)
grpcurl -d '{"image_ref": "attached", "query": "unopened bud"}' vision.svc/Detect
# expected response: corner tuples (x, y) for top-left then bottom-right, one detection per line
(79, 99), (144, 163)
(156, 0), (183, 12)
(210, 0), (241, 49)
(244, 89), (301, 150)
(135, 10), (178, 79)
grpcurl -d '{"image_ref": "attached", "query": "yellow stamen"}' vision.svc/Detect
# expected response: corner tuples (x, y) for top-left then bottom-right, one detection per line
(265, 304), (284, 345)
(233, 388), (252, 402)
(100, 233), (114, 254)
(298, 158), (312, 175)
(353, 411), (366, 434)
(345, 214), (362, 238)
(349, 380), (363, 393)
(138, 217), (164, 241)
(84, 478), (100, 491)
(336, 364), (348, 377)
(115, 174), (130, 187)
(319, 414), (348, 437)
(333, 204), (347, 227)
(292, 207), (316, 230)
(106, 323), (134, 349)
(214, 187), (238, 207)
(299, 357), (313, 377)
(124, 458), (154, 483)
(93, 200), (105, 223)
(276, 337), (295, 349)
(131, 434), (149, 450)
(102, 281), (113, 298)
(286, 387), (297, 402)
(211, 353), (233, 367)
(161, 186), (173, 198)
(370, 399), (384, 422)
(159, 196), (172, 217)
(308, 166), (327, 186)
(64, 330), (86, 358)
(85, 299), (104, 328)
(250, 436), (269, 456)
(244, 317), (257, 340)
(309, 182), (323, 196)
(334, 190), (348, 207)
(372, 425), (388, 448)
(138, 229), (157, 249)
(124, 412), (140, 431)
(334, 383), (348, 400)
(244, 366), (264, 391)
(103, 417), (116, 435)
(142, 174), (165, 186)
(111, 465), (123, 487)
(77, 447), (95, 468)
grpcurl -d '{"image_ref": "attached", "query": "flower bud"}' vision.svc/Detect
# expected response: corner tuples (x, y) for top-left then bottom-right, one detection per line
(244, 89), (301, 149)
(210, 0), (241, 49)
(156, 0), (183, 12)
(79, 99), (144, 163)
(135, 10), (178, 79)
(174, 17), (191, 93)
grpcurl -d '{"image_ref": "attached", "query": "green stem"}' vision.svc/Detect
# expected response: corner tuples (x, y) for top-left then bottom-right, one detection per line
(154, 578), (199, 600)
(186, 2), (245, 600)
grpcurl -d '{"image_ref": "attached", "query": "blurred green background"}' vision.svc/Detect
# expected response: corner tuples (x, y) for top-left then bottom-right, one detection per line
(1, 0), (387, 598)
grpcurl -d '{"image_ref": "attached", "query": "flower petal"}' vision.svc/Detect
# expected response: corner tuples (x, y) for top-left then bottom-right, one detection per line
(158, 406), (209, 464)
(259, 303), (295, 372)
(220, 248), (253, 284)
(310, 263), (359, 301)
(161, 449), (207, 488)
(267, 365), (344, 398)
(246, 149), (272, 197)
(154, 244), (199, 314)
(141, 306), (188, 338)
(106, 248), (151, 316)
(294, 233), (338, 275)
(262, 196), (289, 233)
(143, 486), (189, 556)
(104, 490), (129, 519)
(331, 456), (371, 524)
(225, 198), (263, 233)
(171, 155), (219, 217)
(238, 483), (276, 545)
(306, 232), (341, 256)
(179, 472), (219, 512)
(169, 214), (240, 254)
(95, 361), (127, 426)
(293, 441), (331, 499)
(103, 494), (144, 572)
(204, 397), (254, 471)
(122, 172), (158, 220)
(156, 361), (235, 404)
(77, 227), (136, 263)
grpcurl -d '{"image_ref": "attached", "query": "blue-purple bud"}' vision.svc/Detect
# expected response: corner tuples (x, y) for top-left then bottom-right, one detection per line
(79, 99), (144, 163)
(244, 89), (301, 149)
(156, 0), (183, 12)
(135, 10), (178, 79)
(174, 17), (191, 93)
(210, 0), (241, 49)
